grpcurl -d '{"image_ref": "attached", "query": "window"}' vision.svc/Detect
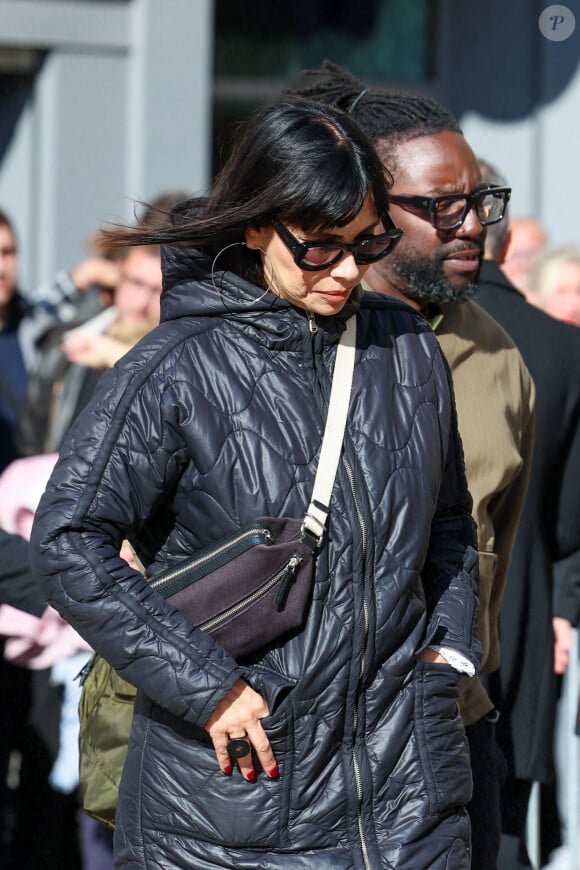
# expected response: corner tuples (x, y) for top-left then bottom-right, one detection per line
(212, 0), (434, 174)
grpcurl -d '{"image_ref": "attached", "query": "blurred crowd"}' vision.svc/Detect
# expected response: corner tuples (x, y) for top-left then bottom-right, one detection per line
(0, 192), (188, 869)
(502, 216), (580, 328)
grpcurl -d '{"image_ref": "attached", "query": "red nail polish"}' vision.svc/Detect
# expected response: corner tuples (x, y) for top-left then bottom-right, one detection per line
(268, 766), (279, 779)
(246, 771), (256, 781)
(223, 765), (232, 775)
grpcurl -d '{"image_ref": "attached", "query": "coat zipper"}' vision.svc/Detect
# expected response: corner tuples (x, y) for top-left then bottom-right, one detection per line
(344, 455), (371, 870)
(198, 554), (303, 633)
(305, 315), (370, 865)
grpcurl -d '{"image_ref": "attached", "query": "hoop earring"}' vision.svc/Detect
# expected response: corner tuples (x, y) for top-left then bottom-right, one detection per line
(210, 241), (247, 295)
(211, 240), (275, 304)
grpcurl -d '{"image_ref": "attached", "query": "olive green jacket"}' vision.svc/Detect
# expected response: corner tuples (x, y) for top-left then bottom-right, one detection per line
(434, 299), (535, 725)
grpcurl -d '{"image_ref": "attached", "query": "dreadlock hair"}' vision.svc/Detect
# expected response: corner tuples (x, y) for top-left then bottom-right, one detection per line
(285, 60), (462, 179)
(477, 157), (511, 262)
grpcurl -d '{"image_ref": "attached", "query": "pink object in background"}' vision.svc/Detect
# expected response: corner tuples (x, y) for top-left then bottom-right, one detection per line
(0, 453), (59, 539)
(0, 452), (91, 667)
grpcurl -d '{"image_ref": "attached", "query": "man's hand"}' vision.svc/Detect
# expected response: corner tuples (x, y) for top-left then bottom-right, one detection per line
(416, 647), (449, 664)
(61, 332), (129, 369)
(70, 257), (120, 292)
(553, 616), (573, 675)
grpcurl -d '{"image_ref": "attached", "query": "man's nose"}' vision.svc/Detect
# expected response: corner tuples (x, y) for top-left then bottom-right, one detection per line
(456, 205), (485, 238)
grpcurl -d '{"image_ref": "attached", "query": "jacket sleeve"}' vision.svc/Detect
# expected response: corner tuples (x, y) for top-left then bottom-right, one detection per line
(29, 352), (243, 727)
(481, 361), (535, 673)
(418, 347), (482, 671)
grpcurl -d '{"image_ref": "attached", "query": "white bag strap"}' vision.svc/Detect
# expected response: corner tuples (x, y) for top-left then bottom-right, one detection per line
(301, 314), (356, 548)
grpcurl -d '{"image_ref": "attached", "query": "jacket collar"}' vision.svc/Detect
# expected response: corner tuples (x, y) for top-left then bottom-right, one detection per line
(160, 245), (362, 346)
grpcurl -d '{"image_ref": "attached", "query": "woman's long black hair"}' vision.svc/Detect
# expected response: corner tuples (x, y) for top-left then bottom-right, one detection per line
(107, 97), (392, 287)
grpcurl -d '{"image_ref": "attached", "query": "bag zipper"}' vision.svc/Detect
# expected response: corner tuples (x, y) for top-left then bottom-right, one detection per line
(199, 554), (303, 634)
(149, 525), (273, 597)
(76, 654), (96, 685)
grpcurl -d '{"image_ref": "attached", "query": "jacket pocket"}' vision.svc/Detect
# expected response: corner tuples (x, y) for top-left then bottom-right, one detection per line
(414, 661), (472, 815)
(136, 696), (295, 849)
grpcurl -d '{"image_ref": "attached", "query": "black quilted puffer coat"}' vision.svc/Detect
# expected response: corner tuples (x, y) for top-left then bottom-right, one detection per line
(31, 247), (480, 870)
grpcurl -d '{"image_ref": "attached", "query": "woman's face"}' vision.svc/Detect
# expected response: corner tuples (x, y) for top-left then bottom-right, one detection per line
(245, 194), (382, 316)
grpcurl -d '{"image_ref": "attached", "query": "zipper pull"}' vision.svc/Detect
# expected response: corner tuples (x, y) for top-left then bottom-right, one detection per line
(275, 555), (303, 610)
(76, 655), (95, 685)
(308, 312), (318, 335)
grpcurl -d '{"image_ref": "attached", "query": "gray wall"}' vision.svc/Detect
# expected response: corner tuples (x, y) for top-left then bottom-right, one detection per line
(0, 0), (213, 290)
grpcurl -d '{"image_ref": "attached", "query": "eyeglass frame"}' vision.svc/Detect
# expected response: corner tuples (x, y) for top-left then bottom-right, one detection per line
(270, 216), (403, 272)
(389, 185), (512, 231)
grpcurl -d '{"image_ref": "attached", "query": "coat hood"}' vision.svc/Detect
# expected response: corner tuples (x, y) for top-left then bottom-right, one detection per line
(160, 244), (362, 342)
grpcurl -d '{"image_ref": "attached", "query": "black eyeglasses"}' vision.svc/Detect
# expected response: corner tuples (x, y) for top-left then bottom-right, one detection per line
(389, 185), (512, 231)
(271, 217), (403, 272)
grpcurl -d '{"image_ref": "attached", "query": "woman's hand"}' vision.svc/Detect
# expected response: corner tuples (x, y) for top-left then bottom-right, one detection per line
(204, 678), (278, 781)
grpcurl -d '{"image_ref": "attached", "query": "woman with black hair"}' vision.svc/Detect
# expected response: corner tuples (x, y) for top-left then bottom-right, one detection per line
(31, 97), (480, 869)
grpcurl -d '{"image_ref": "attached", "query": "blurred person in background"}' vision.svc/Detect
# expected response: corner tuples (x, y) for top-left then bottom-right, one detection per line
(15, 191), (188, 458)
(16, 243), (163, 457)
(0, 209), (34, 473)
(525, 243), (580, 327)
(0, 206), (121, 473)
(476, 157), (580, 868)
(501, 216), (548, 295)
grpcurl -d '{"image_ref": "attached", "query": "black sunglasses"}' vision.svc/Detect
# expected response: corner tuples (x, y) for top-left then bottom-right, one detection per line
(389, 185), (512, 231)
(271, 217), (403, 272)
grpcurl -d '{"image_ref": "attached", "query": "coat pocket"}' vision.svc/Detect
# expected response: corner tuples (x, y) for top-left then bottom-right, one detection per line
(414, 661), (472, 815)
(134, 696), (294, 849)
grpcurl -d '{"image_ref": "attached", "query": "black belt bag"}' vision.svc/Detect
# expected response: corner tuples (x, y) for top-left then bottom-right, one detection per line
(149, 517), (314, 659)
(146, 315), (357, 660)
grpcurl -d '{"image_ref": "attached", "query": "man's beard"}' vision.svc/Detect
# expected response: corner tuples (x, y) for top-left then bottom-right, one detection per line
(388, 249), (480, 305)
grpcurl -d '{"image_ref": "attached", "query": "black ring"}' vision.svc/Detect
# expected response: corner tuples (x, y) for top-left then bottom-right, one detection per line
(227, 738), (251, 759)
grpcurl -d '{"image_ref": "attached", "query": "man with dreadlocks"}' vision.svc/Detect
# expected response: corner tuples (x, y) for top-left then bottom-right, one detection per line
(287, 62), (535, 870)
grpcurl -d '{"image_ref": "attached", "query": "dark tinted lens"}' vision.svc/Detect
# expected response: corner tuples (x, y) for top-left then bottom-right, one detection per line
(300, 246), (343, 267)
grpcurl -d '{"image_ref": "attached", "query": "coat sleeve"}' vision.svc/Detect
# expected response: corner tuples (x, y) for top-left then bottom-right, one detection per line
(418, 347), (482, 671)
(29, 352), (243, 727)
